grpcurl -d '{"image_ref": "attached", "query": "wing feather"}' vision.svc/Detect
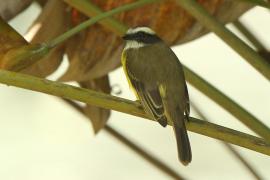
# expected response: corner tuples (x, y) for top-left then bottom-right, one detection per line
(125, 66), (167, 127)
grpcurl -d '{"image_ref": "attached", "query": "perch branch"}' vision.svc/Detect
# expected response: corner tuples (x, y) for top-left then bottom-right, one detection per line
(0, 69), (269, 156)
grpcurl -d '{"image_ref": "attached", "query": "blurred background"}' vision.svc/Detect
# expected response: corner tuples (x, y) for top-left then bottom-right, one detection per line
(0, 1), (269, 180)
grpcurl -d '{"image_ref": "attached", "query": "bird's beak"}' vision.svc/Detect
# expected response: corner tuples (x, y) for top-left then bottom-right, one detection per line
(122, 34), (130, 40)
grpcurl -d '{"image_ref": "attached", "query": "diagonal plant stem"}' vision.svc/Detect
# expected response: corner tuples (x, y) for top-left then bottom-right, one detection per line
(174, 0), (270, 81)
(105, 126), (183, 179)
(221, 143), (263, 180)
(62, 0), (128, 36)
(0, 69), (269, 155)
(63, 99), (184, 180)
(237, 0), (270, 9)
(184, 66), (270, 142)
(233, 20), (268, 52)
(48, 0), (162, 48)
(191, 102), (263, 180)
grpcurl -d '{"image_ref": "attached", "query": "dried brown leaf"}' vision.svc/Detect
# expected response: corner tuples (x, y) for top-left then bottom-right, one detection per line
(0, 43), (49, 71)
(80, 75), (111, 134)
(0, 17), (49, 71)
(59, 24), (122, 82)
(0, 17), (27, 59)
(22, 0), (70, 77)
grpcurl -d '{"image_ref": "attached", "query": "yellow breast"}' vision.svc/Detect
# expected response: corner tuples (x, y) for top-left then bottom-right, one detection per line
(121, 51), (140, 99)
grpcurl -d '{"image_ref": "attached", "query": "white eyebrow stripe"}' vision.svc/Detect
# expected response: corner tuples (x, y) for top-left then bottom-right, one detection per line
(127, 27), (155, 35)
(124, 40), (146, 50)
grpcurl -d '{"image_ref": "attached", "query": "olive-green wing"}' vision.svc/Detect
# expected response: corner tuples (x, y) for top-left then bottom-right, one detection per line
(126, 69), (167, 127)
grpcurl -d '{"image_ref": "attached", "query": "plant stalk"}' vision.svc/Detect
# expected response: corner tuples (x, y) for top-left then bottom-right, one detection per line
(175, 0), (270, 81)
(49, 0), (162, 48)
(184, 66), (270, 142)
(191, 102), (263, 180)
(0, 69), (269, 155)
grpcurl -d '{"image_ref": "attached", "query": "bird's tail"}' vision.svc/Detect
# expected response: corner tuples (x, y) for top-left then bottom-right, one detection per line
(172, 115), (192, 165)
(158, 84), (192, 165)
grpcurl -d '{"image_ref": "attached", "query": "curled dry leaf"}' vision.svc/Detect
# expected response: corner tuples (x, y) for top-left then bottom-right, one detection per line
(0, 17), (49, 71)
(0, 43), (49, 71)
(22, 0), (70, 77)
(60, 0), (253, 82)
(0, 0), (69, 74)
(60, 24), (122, 81)
(0, 16), (27, 59)
(80, 75), (111, 134)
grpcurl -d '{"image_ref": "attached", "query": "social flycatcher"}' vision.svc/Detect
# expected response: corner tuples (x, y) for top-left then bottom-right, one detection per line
(121, 27), (192, 165)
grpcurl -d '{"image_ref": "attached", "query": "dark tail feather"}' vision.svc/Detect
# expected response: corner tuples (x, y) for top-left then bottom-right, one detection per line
(157, 84), (191, 165)
(173, 120), (192, 165)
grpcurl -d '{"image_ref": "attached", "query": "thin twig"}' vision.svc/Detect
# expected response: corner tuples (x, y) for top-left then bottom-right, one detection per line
(62, 0), (128, 36)
(174, 0), (270, 81)
(191, 102), (263, 180)
(221, 143), (263, 180)
(63, 99), (184, 180)
(105, 126), (183, 179)
(233, 20), (268, 52)
(184, 66), (270, 142)
(48, 0), (162, 48)
(0, 69), (269, 155)
(237, 0), (270, 9)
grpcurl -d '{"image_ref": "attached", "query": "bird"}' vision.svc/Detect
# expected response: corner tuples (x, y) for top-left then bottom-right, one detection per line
(121, 27), (192, 165)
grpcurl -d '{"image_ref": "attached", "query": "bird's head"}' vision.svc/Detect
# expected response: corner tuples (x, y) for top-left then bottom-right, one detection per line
(122, 27), (161, 49)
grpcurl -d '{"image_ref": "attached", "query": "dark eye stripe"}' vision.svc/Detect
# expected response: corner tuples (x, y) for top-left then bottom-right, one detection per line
(123, 31), (161, 44)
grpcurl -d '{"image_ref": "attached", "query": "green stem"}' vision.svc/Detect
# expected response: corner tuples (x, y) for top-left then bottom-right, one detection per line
(64, 99), (184, 180)
(63, 0), (128, 36)
(0, 69), (269, 155)
(48, 0), (161, 48)
(184, 66), (270, 142)
(237, 0), (270, 9)
(222, 143), (263, 180)
(191, 102), (263, 180)
(233, 20), (268, 52)
(175, 0), (270, 81)
(105, 126), (184, 179)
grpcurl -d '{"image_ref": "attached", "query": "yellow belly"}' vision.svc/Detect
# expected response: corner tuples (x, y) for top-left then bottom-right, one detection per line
(121, 51), (140, 99)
